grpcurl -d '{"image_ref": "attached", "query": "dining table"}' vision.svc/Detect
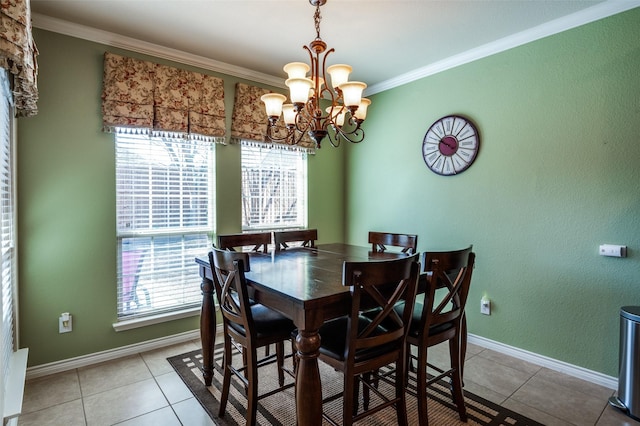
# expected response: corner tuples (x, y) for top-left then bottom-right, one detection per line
(194, 242), (408, 426)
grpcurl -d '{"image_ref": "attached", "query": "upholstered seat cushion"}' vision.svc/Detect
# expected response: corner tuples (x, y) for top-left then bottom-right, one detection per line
(318, 316), (401, 362)
(228, 303), (295, 338)
(394, 300), (455, 338)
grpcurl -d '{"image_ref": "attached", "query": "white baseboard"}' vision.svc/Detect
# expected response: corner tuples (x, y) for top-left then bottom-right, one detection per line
(26, 328), (214, 380)
(468, 334), (618, 390)
(25, 328), (617, 391)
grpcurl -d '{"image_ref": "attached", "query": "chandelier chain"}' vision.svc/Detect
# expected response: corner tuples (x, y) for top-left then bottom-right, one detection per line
(314, 5), (322, 40)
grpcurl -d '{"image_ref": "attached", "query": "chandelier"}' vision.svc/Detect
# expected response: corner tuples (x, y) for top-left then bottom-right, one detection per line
(260, 0), (370, 149)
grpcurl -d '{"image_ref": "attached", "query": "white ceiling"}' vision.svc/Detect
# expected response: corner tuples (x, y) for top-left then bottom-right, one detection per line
(30, 0), (639, 94)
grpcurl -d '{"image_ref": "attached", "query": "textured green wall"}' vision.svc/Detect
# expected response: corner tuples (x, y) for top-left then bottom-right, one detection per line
(345, 8), (640, 376)
(18, 30), (344, 366)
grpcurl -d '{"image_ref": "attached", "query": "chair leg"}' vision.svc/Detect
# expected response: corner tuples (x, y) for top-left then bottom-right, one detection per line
(218, 334), (233, 417)
(246, 347), (259, 426)
(395, 355), (409, 426)
(343, 373), (355, 426)
(276, 341), (285, 386)
(416, 344), (430, 426)
(449, 335), (467, 422)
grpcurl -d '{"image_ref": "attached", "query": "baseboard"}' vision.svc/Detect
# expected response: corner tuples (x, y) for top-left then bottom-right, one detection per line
(26, 327), (218, 380)
(468, 334), (618, 390)
(25, 327), (617, 391)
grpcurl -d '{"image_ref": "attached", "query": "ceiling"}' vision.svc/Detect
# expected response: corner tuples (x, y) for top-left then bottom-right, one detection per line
(30, 0), (636, 94)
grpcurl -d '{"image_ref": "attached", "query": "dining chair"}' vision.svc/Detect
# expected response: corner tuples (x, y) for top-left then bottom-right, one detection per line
(405, 246), (475, 426)
(217, 232), (271, 253)
(368, 231), (418, 254)
(273, 228), (317, 251)
(315, 254), (420, 426)
(209, 248), (296, 426)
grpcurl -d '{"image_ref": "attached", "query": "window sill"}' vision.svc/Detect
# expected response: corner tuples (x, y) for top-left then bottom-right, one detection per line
(112, 307), (200, 332)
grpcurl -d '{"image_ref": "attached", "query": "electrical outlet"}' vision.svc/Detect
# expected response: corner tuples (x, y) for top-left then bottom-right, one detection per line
(59, 313), (72, 333)
(480, 297), (491, 315)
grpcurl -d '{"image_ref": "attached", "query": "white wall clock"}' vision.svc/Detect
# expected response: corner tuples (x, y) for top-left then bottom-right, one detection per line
(422, 115), (480, 176)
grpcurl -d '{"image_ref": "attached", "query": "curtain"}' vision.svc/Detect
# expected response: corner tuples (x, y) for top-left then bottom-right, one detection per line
(101, 52), (226, 143)
(231, 83), (315, 152)
(0, 0), (38, 117)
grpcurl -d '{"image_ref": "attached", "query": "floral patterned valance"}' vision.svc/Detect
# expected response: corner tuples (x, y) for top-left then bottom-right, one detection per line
(101, 52), (226, 142)
(230, 83), (315, 152)
(0, 0), (38, 117)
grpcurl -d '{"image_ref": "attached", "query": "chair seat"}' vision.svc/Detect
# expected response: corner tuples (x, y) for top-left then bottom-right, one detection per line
(318, 316), (401, 362)
(229, 303), (295, 337)
(397, 300), (456, 338)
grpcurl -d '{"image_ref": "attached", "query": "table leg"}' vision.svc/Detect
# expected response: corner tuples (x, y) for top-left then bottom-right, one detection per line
(295, 329), (322, 425)
(200, 274), (215, 386)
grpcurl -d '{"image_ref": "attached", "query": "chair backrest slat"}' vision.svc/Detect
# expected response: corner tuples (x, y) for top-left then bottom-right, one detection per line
(419, 246), (475, 335)
(343, 254), (420, 358)
(208, 248), (255, 337)
(217, 232), (271, 253)
(273, 229), (317, 251)
(368, 231), (418, 254)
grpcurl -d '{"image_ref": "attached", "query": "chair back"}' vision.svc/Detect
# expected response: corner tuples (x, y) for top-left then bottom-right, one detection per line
(420, 246), (475, 335)
(273, 229), (317, 251)
(342, 254), (420, 360)
(368, 231), (418, 254)
(217, 232), (271, 253)
(208, 248), (254, 336)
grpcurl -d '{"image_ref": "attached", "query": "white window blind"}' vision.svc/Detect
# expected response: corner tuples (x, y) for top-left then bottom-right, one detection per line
(241, 144), (307, 230)
(116, 131), (214, 320)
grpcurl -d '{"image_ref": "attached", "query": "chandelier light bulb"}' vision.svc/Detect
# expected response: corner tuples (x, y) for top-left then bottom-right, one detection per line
(282, 104), (297, 125)
(326, 64), (352, 89)
(285, 78), (314, 104)
(354, 98), (371, 121)
(340, 81), (367, 107)
(326, 106), (347, 126)
(261, 93), (287, 117)
(283, 62), (310, 79)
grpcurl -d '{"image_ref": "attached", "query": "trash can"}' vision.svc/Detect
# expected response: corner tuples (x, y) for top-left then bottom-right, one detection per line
(608, 306), (640, 421)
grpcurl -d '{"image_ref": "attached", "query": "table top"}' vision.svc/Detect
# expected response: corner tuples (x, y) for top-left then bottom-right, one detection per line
(196, 242), (407, 308)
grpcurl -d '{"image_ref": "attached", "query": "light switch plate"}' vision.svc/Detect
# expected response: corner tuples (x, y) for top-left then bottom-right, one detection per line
(599, 244), (627, 258)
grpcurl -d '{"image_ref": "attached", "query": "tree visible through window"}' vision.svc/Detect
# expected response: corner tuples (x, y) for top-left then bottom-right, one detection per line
(115, 130), (214, 319)
(241, 145), (307, 231)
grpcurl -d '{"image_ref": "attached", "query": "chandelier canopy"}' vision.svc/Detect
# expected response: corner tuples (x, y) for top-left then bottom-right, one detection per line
(261, 0), (370, 149)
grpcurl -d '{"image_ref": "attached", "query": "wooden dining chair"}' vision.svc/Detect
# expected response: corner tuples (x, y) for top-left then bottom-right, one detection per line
(368, 231), (418, 254)
(209, 248), (296, 426)
(406, 246), (475, 426)
(315, 254), (420, 426)
(217, 232), (271, 253)
(273, 228), (317, 251)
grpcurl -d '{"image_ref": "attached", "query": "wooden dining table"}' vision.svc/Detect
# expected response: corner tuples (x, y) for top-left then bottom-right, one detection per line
(194, 242), (407, 425)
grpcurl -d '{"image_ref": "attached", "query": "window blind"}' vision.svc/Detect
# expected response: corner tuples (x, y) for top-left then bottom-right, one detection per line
(115, 130), (213, 319)
(241, 144), (307, 230)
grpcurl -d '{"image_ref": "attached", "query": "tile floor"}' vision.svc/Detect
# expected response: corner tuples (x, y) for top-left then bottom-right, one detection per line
(17, 335), (640, 426)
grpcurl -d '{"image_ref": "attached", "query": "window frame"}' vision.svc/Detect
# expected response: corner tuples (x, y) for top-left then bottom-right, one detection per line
(240, 143), (308, 232)
(114, 130), (215, 327)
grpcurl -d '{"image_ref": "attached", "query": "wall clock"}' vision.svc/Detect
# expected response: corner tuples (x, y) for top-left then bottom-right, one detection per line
(422, 115), (479, 176)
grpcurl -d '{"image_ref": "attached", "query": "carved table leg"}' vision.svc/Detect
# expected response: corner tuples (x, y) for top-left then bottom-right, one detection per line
(200, 273), (215, 386)
(295, 329), (322, 425)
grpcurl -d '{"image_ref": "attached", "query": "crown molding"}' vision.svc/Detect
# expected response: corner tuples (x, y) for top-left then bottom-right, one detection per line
(33, 0), (639, 96)
(31, 13), (287, 89)
(366, 0), (640, 95)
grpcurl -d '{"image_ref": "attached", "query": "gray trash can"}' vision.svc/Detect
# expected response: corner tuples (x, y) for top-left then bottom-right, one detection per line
(608, 306), (640, 420)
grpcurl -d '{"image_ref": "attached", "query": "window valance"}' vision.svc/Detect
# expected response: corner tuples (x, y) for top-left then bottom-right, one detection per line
(0, 0), (38, 117)
(101, 52), (226, 143)
(230, 83), (315, 152)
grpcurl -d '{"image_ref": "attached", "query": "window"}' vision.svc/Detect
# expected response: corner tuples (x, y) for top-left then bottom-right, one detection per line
(115, 131), (214, 320)
(241, 145), (307, 231)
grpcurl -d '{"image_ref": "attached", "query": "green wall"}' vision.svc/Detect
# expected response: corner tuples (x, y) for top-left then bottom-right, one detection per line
(18, 8), (639, 376)
(345, 8), (640, 376)
(18, 30), (344, 366)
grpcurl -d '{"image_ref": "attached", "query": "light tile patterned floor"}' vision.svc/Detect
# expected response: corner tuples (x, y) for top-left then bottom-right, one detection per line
(17, 336), (639, 426)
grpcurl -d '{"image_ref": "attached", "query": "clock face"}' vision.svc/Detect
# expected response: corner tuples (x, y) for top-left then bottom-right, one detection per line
(422, 115), (479, 176)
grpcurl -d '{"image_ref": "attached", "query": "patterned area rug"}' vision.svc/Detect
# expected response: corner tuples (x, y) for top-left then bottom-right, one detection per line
(168, 345), (544, 425)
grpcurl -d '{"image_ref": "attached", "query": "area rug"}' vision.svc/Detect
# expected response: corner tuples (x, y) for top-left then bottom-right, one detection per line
(168, 345), (544, 425)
